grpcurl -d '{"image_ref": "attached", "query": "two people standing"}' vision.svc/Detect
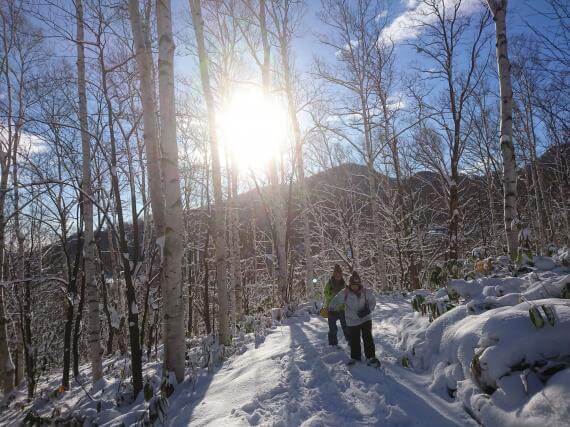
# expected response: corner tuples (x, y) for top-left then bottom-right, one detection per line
(324, 265), (381, 367)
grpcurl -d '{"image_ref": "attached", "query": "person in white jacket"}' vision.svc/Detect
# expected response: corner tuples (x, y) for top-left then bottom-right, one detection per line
(329, 271), (380, 367)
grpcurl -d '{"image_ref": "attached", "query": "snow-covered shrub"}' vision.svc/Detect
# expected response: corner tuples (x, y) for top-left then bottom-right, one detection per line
(426, 265), (447, 288)
(554, 246), (569, 266)
(422, 297), (455, 321)
(134, 395), (169, 426)
(447, 279), (485, 301)
(270, 307), (284, 322)
(472, 247), (488, 260)
(398, 255), (570, 426)
(532, 256), (556, 271)
(523, 274), (570, 300)
(546, 243), (558, 256)
(410, 293), (426, 312)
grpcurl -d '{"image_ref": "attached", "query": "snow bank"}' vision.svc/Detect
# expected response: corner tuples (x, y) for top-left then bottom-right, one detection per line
(398, 253), (570, 426)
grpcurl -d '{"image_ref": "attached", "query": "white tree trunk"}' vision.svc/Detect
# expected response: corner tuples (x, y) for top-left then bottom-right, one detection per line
(0, 286), (14, 394)
(228, 160), (243, 323)
(363, 102), (385, 284)
(156, 0), (186, 382)
(128, 0), (188, 382)
(189, 0), (230, 345)
(277, 32), (313, 296)
(0, 12), (17, 392)
(488, 0), (518, 258)
(12, 131), (24, 386)
(76, 0), (103, 383)
(260, 0), (288, 306)
(127, 0), (165, 235)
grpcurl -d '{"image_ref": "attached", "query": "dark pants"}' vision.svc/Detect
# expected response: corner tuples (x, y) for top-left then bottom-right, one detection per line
(328, 311), (349, 345)
(348, 320), (375, 361)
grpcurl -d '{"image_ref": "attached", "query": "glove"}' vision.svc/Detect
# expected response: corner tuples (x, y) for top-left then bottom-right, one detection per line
(357, 305), (371, 318)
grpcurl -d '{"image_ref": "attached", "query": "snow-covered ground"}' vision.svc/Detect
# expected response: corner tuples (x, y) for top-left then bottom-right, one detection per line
(399, 254), (570, 427)
(7, 251), (569, 427)
(1, 297), (476, 426)
(168, 297), (475, 426)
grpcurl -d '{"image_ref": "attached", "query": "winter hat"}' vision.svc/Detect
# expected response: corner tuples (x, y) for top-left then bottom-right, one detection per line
(333, 264), (343, 276)
(349, 271), (362, 287)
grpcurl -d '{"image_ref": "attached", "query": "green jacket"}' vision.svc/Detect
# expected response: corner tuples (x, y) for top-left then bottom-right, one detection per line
(323, 277), (346, 308)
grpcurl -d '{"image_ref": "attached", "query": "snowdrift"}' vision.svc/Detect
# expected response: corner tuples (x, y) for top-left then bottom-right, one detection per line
(399, 253), (570, 427)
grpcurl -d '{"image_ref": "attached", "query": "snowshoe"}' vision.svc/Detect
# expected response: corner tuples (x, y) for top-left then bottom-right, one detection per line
(366, 358), (381, 368)
(346, 358), (358, 366)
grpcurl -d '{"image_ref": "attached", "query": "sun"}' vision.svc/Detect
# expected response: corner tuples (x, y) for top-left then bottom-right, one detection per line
(218, 87), (288, 173)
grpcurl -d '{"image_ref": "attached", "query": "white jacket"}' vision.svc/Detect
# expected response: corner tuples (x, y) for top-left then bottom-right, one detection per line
(329, 287), (376, 326)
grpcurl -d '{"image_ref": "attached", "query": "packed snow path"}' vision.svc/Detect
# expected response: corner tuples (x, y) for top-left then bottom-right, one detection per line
(169, 298), (477, 426)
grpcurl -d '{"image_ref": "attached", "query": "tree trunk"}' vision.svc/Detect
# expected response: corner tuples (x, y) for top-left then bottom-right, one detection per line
(228, 160), (243, 323)
(97, 44), (145, 396)
(72, 266), (86, 378)
(488, 0), (518, 258)
(362, 92), (384, 285)
(203, 207), (212, 335)
(12, 129), (25, 387)
(0, 285), (14, 394)
(190, 0), (230, 345)
(76, 0), (103, 383)
(129, 0), (189, 382)
(156, 0), (186, 382)
(23, 282), (34, 397)
(448, 160), (460, 261)
(0, 14), (16, 393)
(277, 30), (313, 298)
(260, 0), (288, 306)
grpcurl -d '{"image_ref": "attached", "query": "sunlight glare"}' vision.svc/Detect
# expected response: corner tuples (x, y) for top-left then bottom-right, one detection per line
(218, 87), (288, 172)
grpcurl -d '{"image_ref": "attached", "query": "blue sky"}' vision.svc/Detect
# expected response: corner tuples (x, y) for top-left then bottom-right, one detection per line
(292, 0), (553, 74)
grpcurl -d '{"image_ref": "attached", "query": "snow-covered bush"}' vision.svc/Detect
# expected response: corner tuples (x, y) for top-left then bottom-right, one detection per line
(554, 246), (570, 267)
(398, 254), (570, 425)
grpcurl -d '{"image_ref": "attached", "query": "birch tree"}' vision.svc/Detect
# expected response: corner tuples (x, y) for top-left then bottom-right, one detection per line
(75, 0), (103, 385)
(128, 0), (188, 384)
(316, 0), (387, 282)
(410, 0), (491, 261)
(0, 1), (17, 393)
(236, 0), (289, 305)
(486, 0), (518, 258)
(260, 0), (289, 306)
(90, 3), (146, 394)
(156, 0), (186, 382)
(268, 0), (314, 295)
(189, 0), (231, 345)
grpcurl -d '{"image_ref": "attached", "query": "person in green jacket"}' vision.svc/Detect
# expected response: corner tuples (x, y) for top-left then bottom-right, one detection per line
(324, 264), (350, 346)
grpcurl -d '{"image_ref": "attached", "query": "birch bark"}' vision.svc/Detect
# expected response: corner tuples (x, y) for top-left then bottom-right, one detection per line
(260, 0), (288, 305)
(76, 0), (103, 383)
(189, 0), (230, 345)
(487, 0), (518, 258)
(156, 0), (186, 381)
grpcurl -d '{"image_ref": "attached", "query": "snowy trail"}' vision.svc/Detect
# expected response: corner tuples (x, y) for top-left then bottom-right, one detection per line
(168, 297), (477, 426)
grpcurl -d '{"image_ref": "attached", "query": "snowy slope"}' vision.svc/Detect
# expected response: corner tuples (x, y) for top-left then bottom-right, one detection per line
(1, 297), (477, 426)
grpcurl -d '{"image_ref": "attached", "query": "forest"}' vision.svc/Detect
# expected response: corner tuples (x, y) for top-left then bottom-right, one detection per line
(0, 0), (568, 425)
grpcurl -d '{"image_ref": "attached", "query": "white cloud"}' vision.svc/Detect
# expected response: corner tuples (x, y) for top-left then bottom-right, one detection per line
(380, 0), (481, 44)
(387, 94), (407, 110)
(375, 10), (389, 22)
(335, 39), (360, 58)
(21, 133), (47, 154)
(0, 125), (47, 156)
